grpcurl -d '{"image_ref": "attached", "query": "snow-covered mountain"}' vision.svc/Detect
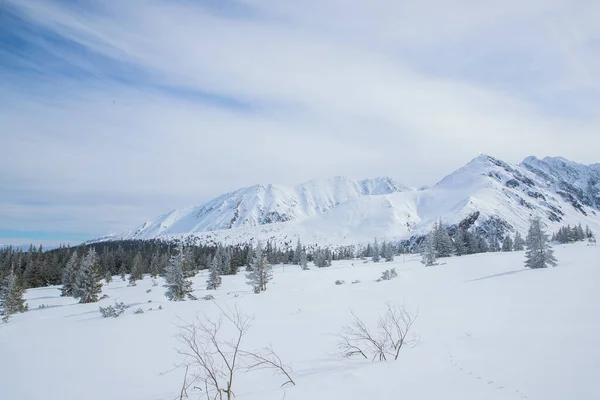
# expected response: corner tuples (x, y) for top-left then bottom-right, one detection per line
(118, 177), (411, 240)
(100, 155), (600, 246)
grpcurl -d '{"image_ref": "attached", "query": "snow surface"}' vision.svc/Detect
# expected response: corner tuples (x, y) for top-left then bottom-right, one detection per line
(100, 155), (600, 247)
(2, 243), (600, 400)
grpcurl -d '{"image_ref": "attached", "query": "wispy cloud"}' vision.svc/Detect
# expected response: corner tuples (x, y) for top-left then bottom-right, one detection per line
(1, 0), (599, 244)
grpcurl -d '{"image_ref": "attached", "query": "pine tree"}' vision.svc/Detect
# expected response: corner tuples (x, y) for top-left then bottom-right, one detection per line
(150, 251), (162, 278)
(525, 217), (558, 269)
(421, 232), (438, 266)
(501, 235), (513, 252)
(381, 241), (394, 262)
(453, 229), (468, 256)
(372, 239), (381, 262)
(0, 269), (27, 322)
(119, 261), (127, 281)
(513, 231), (525, 251)
(488, 236), (501, 252)
(293, 238), (303, 265)
(61, 251), (79, 297)
(245, 246), (255, 272)
(128, 253), (144, 286)
(576, 223), (585, 241)
(181, 246), (198, 278)
(299, 250), (308, 270)
(205, 256), (222, 290)
(246, 242), (272, 294)
(434, 221), (454, 257)
(73, 248), (103, 303)
(164, 244), (194, 301)
(104, 270), (113, 284)
(466, 230), (479, 254)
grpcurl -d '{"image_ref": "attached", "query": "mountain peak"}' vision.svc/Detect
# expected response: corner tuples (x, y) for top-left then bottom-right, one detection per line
(100, 154), (600, 246)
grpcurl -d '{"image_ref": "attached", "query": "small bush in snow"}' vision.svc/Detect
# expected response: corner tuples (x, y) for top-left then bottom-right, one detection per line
(380, 268), (398, 281)
(203, 294), (215, 301)
(133, 308), (144, 315)
(158, 305), (163, 310)
(99, 294), (109, 300)
(351, 279), (361, 284)
(38, 304), (47, 309)
(99, 302), (127, 318)
(335, 280), (345, 285)
(146, 289), (152, 293)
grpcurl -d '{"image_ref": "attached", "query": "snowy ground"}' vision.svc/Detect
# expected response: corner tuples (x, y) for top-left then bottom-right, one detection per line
(1, 243), (599, 400)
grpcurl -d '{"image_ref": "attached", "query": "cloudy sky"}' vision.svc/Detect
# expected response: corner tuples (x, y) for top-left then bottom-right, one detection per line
(1, 0), (599, 246)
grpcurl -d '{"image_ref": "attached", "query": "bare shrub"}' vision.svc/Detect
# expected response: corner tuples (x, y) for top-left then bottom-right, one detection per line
(177, 305), (294, 400)
(337, 302), (417, 362)
(335, 280), (345, 285)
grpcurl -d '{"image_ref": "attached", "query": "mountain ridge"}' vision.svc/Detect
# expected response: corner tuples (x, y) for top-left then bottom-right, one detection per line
(97, 154), (600, 246)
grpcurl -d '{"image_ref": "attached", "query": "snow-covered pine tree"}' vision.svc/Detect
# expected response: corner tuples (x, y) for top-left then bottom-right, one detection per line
(73, 248), (103, 303)
(205, 256), (222, 290)
(525, 217), (558, 269)
(513, 231), (525, 251)
(313, 248), (330, 268)
(299, 249), (308, 270)
(104, 270), (113, 284)
(293, 238), (303, 265)
(246, 242), (272, 294)
(478, 235), (490, 253)
(119, 261), (127, 281)
(364, 243), (373, 258)
(164, 244), (195, 301)
(0, 269), (27, 322)
(149, 251), (162, 278)
(576, 223), (585, 241)
(128, 253), (144, 286)
(372, 239), (381, 262)
(181, 246), (198, 278)
(223, 247), (236, 275)
(488, 236), (501, 252)
(585, 225), (593, 239)
(60, 251), (79, 297)
(453, 229), (468, 256)
(421, 232), (438, 266)
(382, 241), (394, 262)
(502, 235), (513, 252)
(245, 245), (255, 272)
(434, 221), (454, 258)
(466, 230), (479, 254)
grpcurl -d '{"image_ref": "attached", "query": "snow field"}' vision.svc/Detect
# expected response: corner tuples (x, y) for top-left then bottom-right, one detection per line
(1, 242), (599, 400)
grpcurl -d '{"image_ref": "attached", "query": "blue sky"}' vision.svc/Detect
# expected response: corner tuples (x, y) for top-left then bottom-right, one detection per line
(1, 0), (599, 246)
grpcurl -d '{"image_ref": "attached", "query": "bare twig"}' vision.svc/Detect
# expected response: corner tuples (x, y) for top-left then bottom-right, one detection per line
(241, 346), (296, 387)
(177, 304), (291, 400)
(337, 303), (417, 362)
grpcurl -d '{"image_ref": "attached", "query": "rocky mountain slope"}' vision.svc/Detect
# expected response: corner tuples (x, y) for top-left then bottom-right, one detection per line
(98, 155), (600, 246)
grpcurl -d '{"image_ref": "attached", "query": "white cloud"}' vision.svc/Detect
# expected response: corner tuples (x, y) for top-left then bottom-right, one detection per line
(1, 0), (599, 240)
